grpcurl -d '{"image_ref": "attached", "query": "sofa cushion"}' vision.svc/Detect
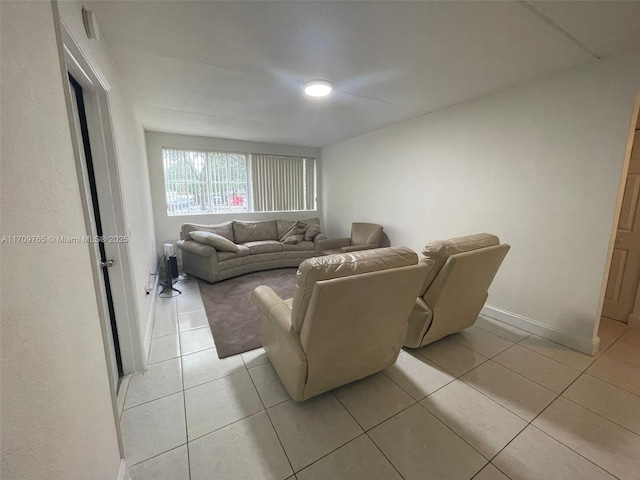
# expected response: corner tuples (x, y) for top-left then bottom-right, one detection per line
(181, 222), (234, 242)
(280, 222), (308, 242)
(276, 220), (296, 239)
(282, 240), (315, 252)
(233, 220), (278, 243)
(282, 234), (304, 245)
(241, 240), (283, 255)
(304, 224), (322, 241)
(290, 246), (418, 332)
(419, 233), (499, 295)
(177, 239), (214, 257)
(189, 231), (239, 252)
(217, 244), (250, 262)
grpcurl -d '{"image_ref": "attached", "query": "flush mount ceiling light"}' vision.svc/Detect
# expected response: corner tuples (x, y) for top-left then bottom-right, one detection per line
(303, 80), (333, 97)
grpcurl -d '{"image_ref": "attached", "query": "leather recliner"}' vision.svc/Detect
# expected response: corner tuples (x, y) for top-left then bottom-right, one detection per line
(251, 247), (427, 401)
(404, 233), (510, 348)
(319, 222), (384, 255)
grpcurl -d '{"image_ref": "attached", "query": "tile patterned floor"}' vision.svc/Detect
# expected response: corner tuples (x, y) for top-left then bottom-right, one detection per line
(121, 277), (640, 480)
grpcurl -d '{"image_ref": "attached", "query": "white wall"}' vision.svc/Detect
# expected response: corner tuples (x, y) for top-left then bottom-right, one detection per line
(57, 1), (158, 361)
(321, 48), (640, 353)
(0, 2), (121, 479)
(145, 132), (321, 253)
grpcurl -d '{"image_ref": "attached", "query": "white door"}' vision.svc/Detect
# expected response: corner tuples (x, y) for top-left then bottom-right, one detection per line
(603, 123), (640, 323)
(68, 74), (123, 391)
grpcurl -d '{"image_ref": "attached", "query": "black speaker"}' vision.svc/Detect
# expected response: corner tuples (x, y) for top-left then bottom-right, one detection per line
(168, 255), (178, 279)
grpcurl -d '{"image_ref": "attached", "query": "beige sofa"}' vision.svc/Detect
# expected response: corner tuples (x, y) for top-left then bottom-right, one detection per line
(251, 247), (427, 401)
(404, 233), (510, 348)
(177, 218), (326, 283)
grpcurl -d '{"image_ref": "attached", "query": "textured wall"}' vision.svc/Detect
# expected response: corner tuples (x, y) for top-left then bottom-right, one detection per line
(0, 2), (121, 479)
(321, 48), (640, 350)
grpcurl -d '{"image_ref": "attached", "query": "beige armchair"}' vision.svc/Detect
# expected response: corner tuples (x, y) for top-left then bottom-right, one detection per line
(404, 233), (510, 349)
(319, 222), (384, 255)
(251, 247), (428, 401)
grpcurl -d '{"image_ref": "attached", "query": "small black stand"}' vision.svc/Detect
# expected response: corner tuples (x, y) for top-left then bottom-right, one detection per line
(159, 254), (181, 297)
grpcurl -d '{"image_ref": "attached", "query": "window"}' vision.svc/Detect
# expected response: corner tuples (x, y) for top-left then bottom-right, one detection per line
(162, 148), (316, 216)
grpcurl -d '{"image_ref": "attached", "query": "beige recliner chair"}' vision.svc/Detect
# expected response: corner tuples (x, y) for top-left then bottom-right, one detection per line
(319, 222), (384, 255)
(404, 233), (510, 349)
(251, 247), (427, 401)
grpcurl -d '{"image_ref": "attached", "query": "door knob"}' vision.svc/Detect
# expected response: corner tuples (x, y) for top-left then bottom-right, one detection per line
(100, 259), (114, 268)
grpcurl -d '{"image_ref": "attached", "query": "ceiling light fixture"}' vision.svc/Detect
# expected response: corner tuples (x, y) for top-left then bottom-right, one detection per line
(303, 80), (333, 97)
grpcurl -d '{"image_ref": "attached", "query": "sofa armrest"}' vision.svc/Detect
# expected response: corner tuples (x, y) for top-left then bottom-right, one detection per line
(252, 286), (292, 333)
(313, 234), (327, 254)
(253, 285), (307, 401)
(317, 237), (351, 252)
(177, 239), (215, 257)
(341, 243), (378, 253)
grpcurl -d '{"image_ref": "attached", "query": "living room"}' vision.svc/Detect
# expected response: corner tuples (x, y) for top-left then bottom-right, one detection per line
(2, 1), (640, 480)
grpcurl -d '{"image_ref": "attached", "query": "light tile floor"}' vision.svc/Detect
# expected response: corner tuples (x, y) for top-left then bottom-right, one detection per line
(121, 276), (640, 480)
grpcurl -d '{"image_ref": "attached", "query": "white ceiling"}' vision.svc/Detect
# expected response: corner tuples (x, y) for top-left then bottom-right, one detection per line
(87, 1), (640, 148)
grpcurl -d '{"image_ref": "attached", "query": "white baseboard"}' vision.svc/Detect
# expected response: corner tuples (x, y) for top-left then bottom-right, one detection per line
(481, 304), (600, 355)
(143, 274), (160, 365)
(117, 459), (129, 480)
(629, 312), (640, 329)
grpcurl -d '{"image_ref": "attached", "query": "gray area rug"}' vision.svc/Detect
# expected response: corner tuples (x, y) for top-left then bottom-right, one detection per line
(198, 268), (298, 358)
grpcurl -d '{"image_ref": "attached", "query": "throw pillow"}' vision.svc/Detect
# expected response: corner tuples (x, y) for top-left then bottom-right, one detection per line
(282, 234), (304, 245)
(279, 221), (307, 242)
(304, 224), (322, 241)
(189, 231), (239, 252)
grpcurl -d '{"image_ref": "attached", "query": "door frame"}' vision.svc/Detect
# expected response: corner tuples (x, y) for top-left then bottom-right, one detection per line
(596, 91), (640, 335)
(59, 19), (146, 378)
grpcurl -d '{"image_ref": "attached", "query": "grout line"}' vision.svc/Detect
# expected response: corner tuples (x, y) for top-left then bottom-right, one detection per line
(458, 368), (557, 424)
(516, 338), (596, 371)
(122, 388), (183, 413)
(477, 327), (640, 462)
(176, 312), (192, 480)
(485, 346), (627, 479)
(559, 395), (640, 439)
(292, 430), (371, 477)
(245, 371), (296, 477)
(475, 462), (514, 480)
(446, 333), (513, 360)
(183, 366), (247, 392)
(413, 397), (497, 463)
(380, 358), (456, 402)
(490, 344), (582, 391)
(331, 391), (408, 480)
(389, 342), (622, 476)
(476, 314), (530, 334)
(413, 346), (490, 378)
(126, 442), (188, 469)
(273, 392), (368, 475)
(473, 322), (531, 344)
(516, 424), (621, 479)
(469, 462), (495, 480)
(580, 372), (640, 399)
(378, 364), (494, 469)
(186, 409), (267, 444)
